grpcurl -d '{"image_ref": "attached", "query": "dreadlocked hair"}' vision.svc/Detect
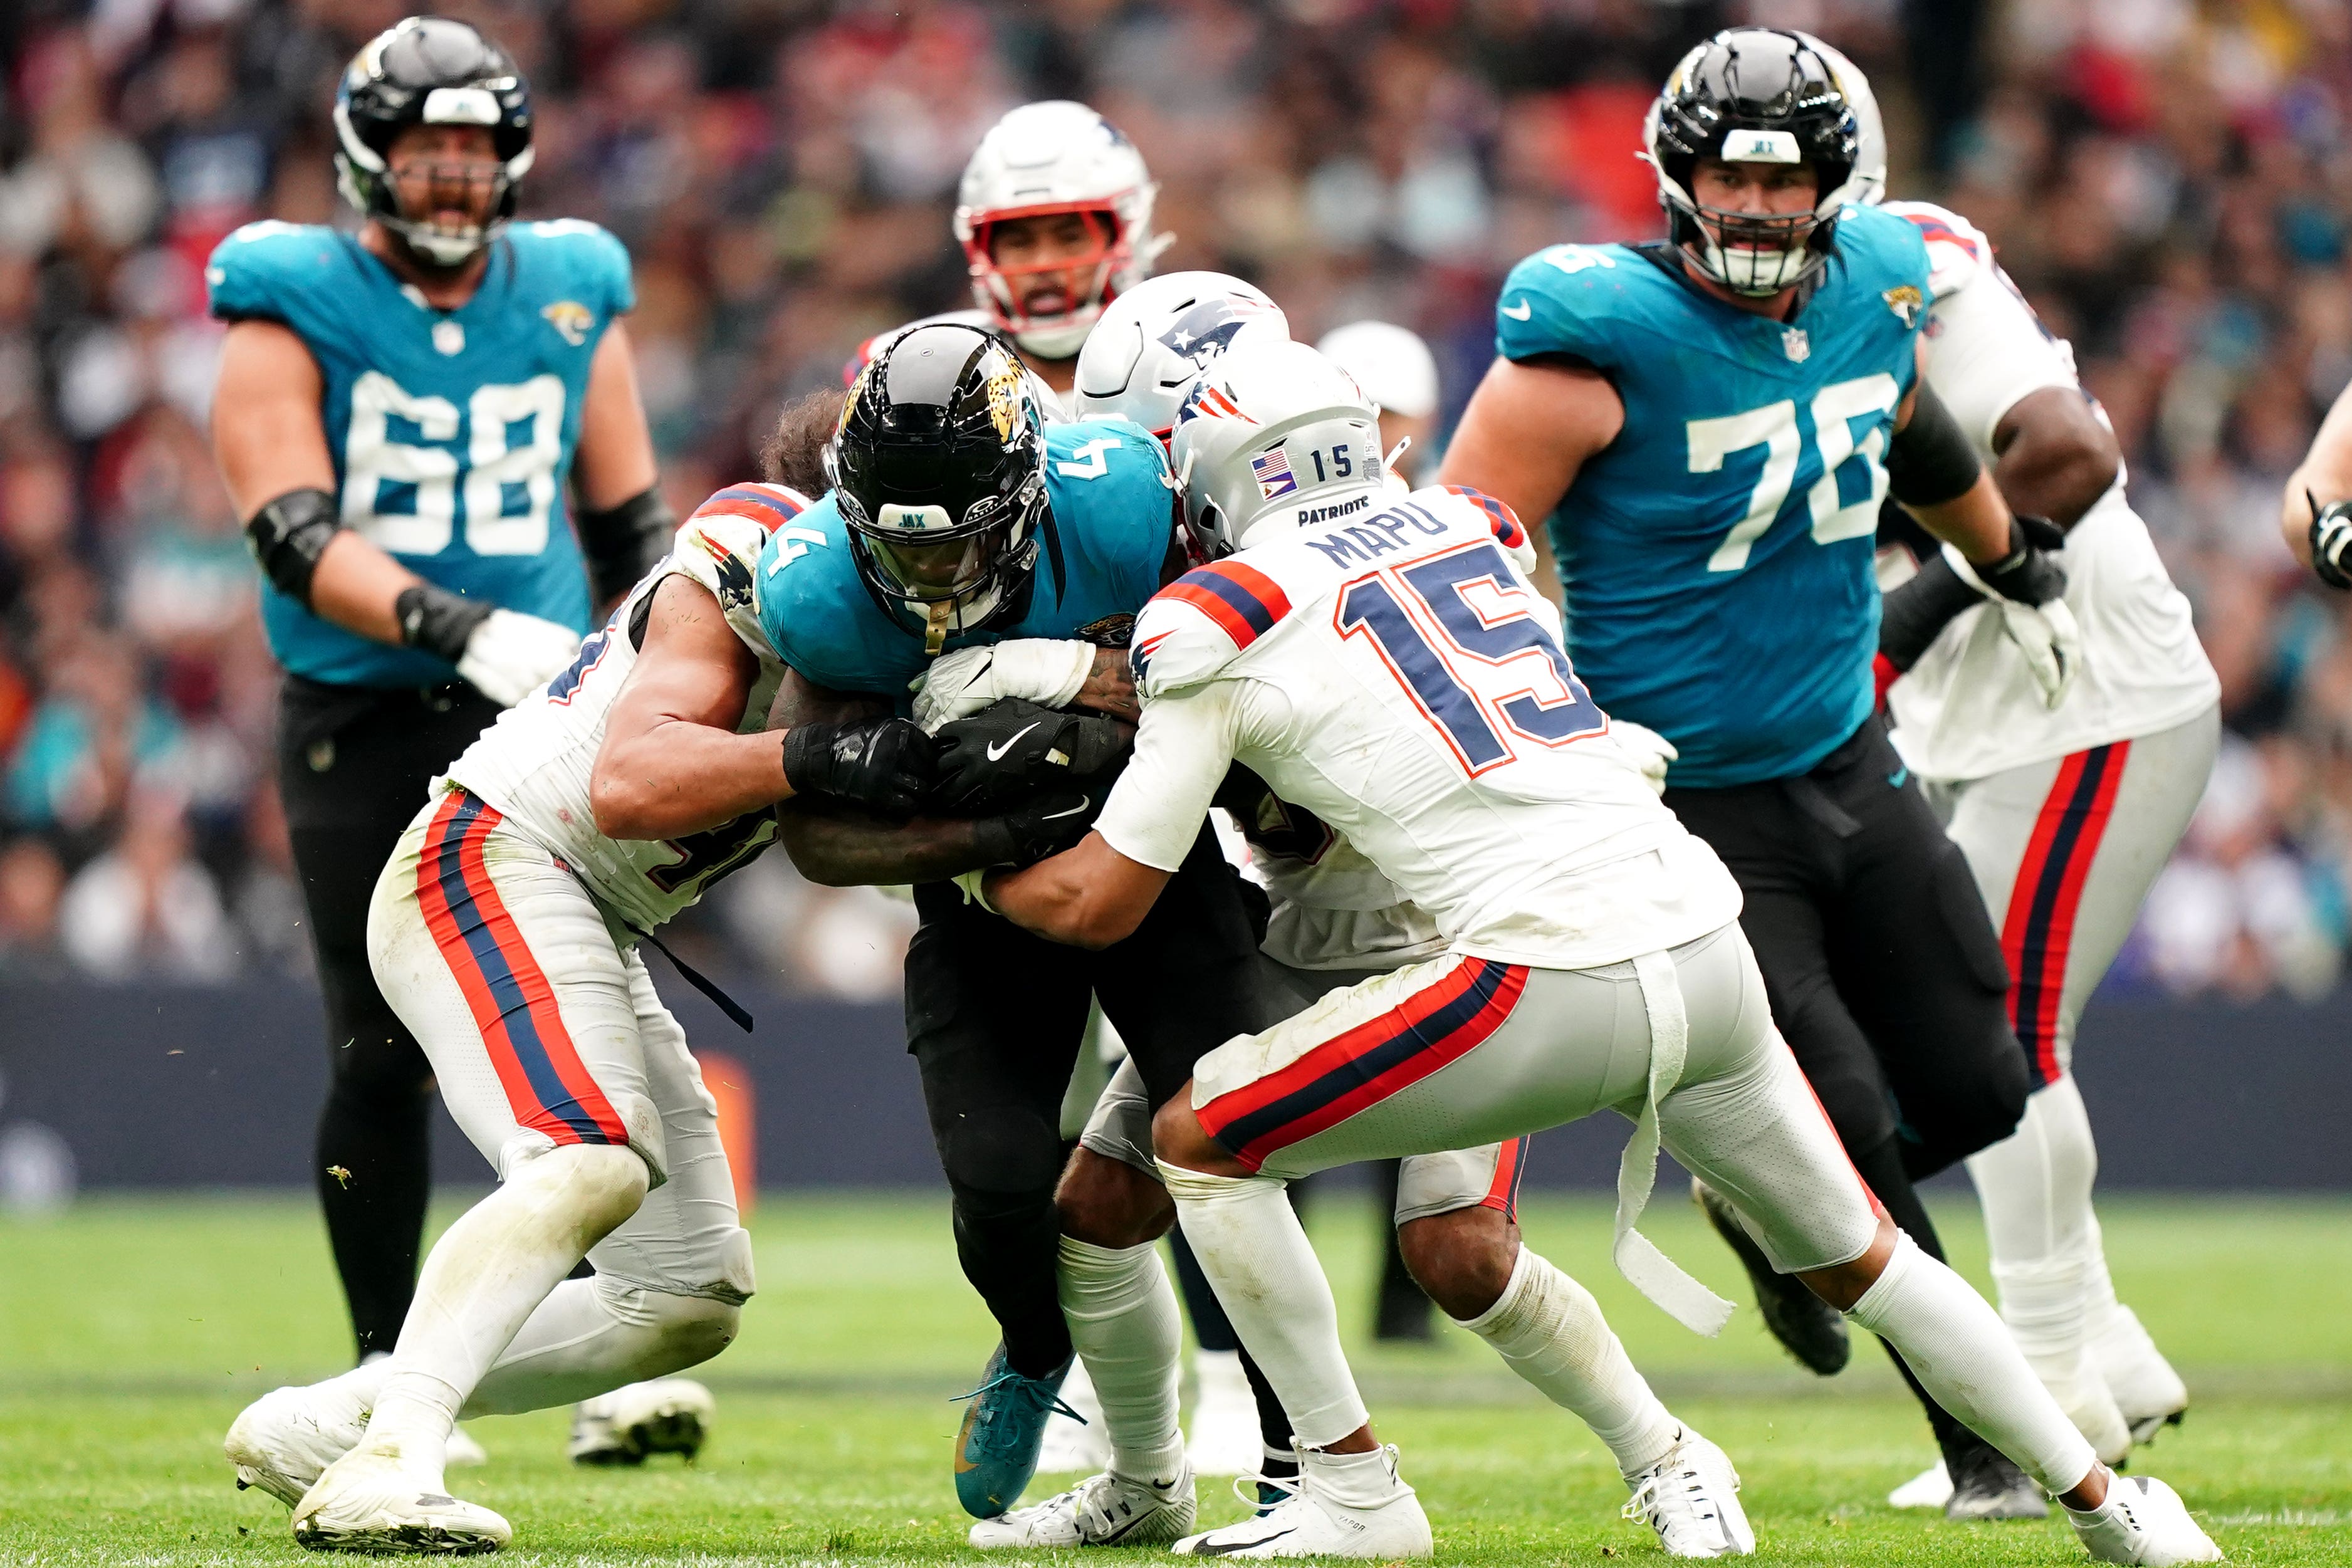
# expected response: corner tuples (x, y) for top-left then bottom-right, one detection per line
(760, 389), (849, 496)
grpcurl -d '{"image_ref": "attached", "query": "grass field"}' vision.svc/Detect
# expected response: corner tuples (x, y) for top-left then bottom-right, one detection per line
(3, 1189), (2346, 1565)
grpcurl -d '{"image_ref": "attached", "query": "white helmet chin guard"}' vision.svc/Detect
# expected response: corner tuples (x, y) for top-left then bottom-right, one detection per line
(1072, 271), (1290, 439)
(1171, 340), (1386, 560)
(954, 101), (1171, 361)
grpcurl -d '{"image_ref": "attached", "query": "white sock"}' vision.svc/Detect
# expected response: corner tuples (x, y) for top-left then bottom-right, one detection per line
(361, 1143), (649, 1463)
(1457, 1247), (1679, 1476)
(1844, 1231), (2096, 1496)
(1965, 1076), (2100, 1367)
(464, 1274), (740, 1416)
(1158, 1161), (1367, 1449)
(1058, 1236), (1185, 1481)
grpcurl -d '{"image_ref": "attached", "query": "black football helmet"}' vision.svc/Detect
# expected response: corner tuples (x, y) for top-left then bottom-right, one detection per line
(335, 17), (533, 267)
(1643, 29), (1862, 296)
(827, 323), (1052, 649)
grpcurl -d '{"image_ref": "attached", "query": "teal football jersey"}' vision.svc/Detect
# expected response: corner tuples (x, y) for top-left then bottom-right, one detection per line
(756, 419), (1174, 699)
(1497, 204), (1932, 787)
(207, 219), (633, 687)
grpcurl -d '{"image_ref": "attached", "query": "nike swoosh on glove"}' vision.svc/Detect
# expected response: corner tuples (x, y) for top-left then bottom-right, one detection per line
(456, 609), (584, 708)
(911, 640), (1097, 734)
(933, 698), (1132, 815)
(968, 788), (1108, 872)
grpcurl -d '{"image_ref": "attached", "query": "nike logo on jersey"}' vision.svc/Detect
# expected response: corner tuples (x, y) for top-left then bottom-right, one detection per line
(1887, 766), (1910, 789)
(988, 722), (1042, 761)
(1500, 299), (1533, 320)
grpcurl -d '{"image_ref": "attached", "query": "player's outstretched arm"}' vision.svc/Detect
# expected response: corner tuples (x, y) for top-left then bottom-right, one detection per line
(1992, 387), (2121, 531)
(212, 320), (584, 704)
(2284, 379), (2352, 574)
(982, 834), (1171, 949)
(591, 577), (799, 839)
(1438, 358), (1624, 609)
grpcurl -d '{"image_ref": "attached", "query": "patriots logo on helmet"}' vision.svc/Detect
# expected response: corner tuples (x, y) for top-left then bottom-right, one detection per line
(1157, 300), (1269, 374)
(1177, 381), (1255, 428)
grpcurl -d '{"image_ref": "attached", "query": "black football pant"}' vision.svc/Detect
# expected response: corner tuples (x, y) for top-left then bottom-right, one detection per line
(1666, 714), (2030, 1461)
(276, 676), (504, 1361)
(907, 823), (1280, 1383)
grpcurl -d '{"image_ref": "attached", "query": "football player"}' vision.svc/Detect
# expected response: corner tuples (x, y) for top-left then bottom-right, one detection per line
(1805, 42), (2220, 1500)
(1436, 28), (2075, 1518)
(977, 338), (2219, 1566)
(220, 469), (938, 1549)
(204, 16), (697, 1464)
(2283, 376), (2352, 583)
(763, 321), (1265, 1539)
(846, 100), (1168, 408)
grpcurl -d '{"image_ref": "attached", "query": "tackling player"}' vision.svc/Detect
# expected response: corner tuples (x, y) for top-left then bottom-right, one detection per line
(205, 15), (686, 1458)
(1806, 43), (2220, 1497)
(1436, 28), (2075, 1517)
(977, 338), (2219, 1567)
(2282, 370), (2352, 583)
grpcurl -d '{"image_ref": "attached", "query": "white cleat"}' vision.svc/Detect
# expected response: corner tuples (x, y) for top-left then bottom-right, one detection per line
(1888, 1461), (1953, 1510)
(969, 1462), (1196, 1547)
(1621, 1429), (1754, 1557)
(291, 1445), (510, 1555)
(444, 1428), (488, 1468)
(1035, 1358), (1112, 1475)
(1186, 1351), (1262, 1477)
(569, 1377), (714, 1465)
(2066, 1474), (2223, 1565)
(2091, 1305), (2190, 1445)
(226, 1382), (370, 1509)
(2029, 1347), (2133, 1465)
(1174, 1445), (1432, 1559)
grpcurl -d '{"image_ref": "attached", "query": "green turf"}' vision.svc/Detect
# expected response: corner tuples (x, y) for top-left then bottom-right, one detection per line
(4, 1191), (2346, 1564)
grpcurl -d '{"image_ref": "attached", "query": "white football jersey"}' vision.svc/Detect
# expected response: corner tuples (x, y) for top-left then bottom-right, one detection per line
(441, 484), (805, 933)
(1096, 484), (1742, 970)
(1883, 201), (2219, 780)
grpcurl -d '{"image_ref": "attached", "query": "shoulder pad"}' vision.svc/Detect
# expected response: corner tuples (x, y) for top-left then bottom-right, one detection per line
(1876, 201), (1987, 301)
(1132, 558), (1294, 699)
(1432, 484), (1535, 572)
(1496, 243), (1641, 369)
(674, 484), (817, 618)
(206, 221), (339, 324)
(514, 218), (635, 315)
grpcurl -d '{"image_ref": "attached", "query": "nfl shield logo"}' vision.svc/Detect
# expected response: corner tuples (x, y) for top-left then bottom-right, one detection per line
(1781, 327), (1810, 363)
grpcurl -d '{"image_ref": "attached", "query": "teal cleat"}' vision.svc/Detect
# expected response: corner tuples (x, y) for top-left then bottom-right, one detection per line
(953, 1344), (1081, 1519)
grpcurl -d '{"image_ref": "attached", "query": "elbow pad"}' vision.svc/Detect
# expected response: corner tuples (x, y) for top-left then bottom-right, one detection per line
(1886, 383), (1982, 508)
(577, 486), (675, 603)
(1878, 553), (1982, 674)
(243, 488), (341, 608)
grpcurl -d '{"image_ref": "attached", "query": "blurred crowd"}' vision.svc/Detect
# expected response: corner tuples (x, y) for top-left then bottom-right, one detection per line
(0, 0), (2349, 1000)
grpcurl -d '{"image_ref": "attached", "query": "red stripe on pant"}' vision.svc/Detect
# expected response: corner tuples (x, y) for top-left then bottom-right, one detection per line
(416, 792), (629, 1146)
(1477, 1136), (1531, 1221)
(2000, 742), (2129, 1085)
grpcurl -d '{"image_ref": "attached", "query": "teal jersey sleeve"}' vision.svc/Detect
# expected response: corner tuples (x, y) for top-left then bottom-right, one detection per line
(1495, 243), (1647, 371)
(206, 221), (352, 337)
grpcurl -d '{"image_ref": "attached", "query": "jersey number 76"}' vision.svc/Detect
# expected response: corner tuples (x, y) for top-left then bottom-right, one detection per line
(1337, 539), (1604, 775)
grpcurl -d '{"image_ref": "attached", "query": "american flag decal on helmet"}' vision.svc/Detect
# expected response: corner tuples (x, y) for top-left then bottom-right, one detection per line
(1251, 447), (1297, 499)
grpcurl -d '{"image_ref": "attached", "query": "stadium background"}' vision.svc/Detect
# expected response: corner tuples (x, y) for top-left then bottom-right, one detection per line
(0, 0), (2346, 1201)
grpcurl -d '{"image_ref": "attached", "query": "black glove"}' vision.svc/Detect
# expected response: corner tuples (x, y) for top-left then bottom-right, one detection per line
(1973, 515), (2069, 605)
(970, 787), (1107, 867)
(1878, 553), (1983, 674)
(781, 716), (936, 817)
(933, 698), (1132, 815)
(2310, 493), (2352, 590)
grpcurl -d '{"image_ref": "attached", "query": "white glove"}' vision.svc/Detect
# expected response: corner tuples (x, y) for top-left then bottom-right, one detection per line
(1944, 545), (2081, 710)
(909, 639), (1096, 734)
(1991, 597), (2083, 709)
(1608, 718), (1678, 795)
(456, 609), (583, 708)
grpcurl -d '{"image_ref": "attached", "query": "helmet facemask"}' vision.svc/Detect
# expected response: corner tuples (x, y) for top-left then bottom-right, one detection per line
(963, 203), (1131, 360)
(334, 19), (534, 270)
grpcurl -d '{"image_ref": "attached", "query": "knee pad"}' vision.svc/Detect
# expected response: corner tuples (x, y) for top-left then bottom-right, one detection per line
(939, 1105), (1066, 1201)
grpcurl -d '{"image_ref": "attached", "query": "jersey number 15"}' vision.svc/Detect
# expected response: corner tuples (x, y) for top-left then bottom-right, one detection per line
(1338, 539), (1605, 776)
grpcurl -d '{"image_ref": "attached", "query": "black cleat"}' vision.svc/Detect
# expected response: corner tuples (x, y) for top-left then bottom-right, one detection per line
(1693, 1178), (1851, 1375)
(1942, 1438), (2050, 1520)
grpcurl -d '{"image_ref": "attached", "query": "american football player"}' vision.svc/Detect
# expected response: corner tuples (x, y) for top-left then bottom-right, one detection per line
(204, 13), (698, 1468)
(980, 338), (2219, 1567)
(1436, 27), (2077, 1517)
(1806, 39), (2220, 1502)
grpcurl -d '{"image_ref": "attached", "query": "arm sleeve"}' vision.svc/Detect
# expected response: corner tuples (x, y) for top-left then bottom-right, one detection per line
(1092, 681), (1241, 874)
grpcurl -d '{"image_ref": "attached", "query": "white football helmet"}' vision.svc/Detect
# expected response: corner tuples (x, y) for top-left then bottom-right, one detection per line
(954, 101), (1170, 361)
(1797, 33), (1886, 204)
(1171, 340), (1385, 559)
(1072, 271), (1290, 439)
